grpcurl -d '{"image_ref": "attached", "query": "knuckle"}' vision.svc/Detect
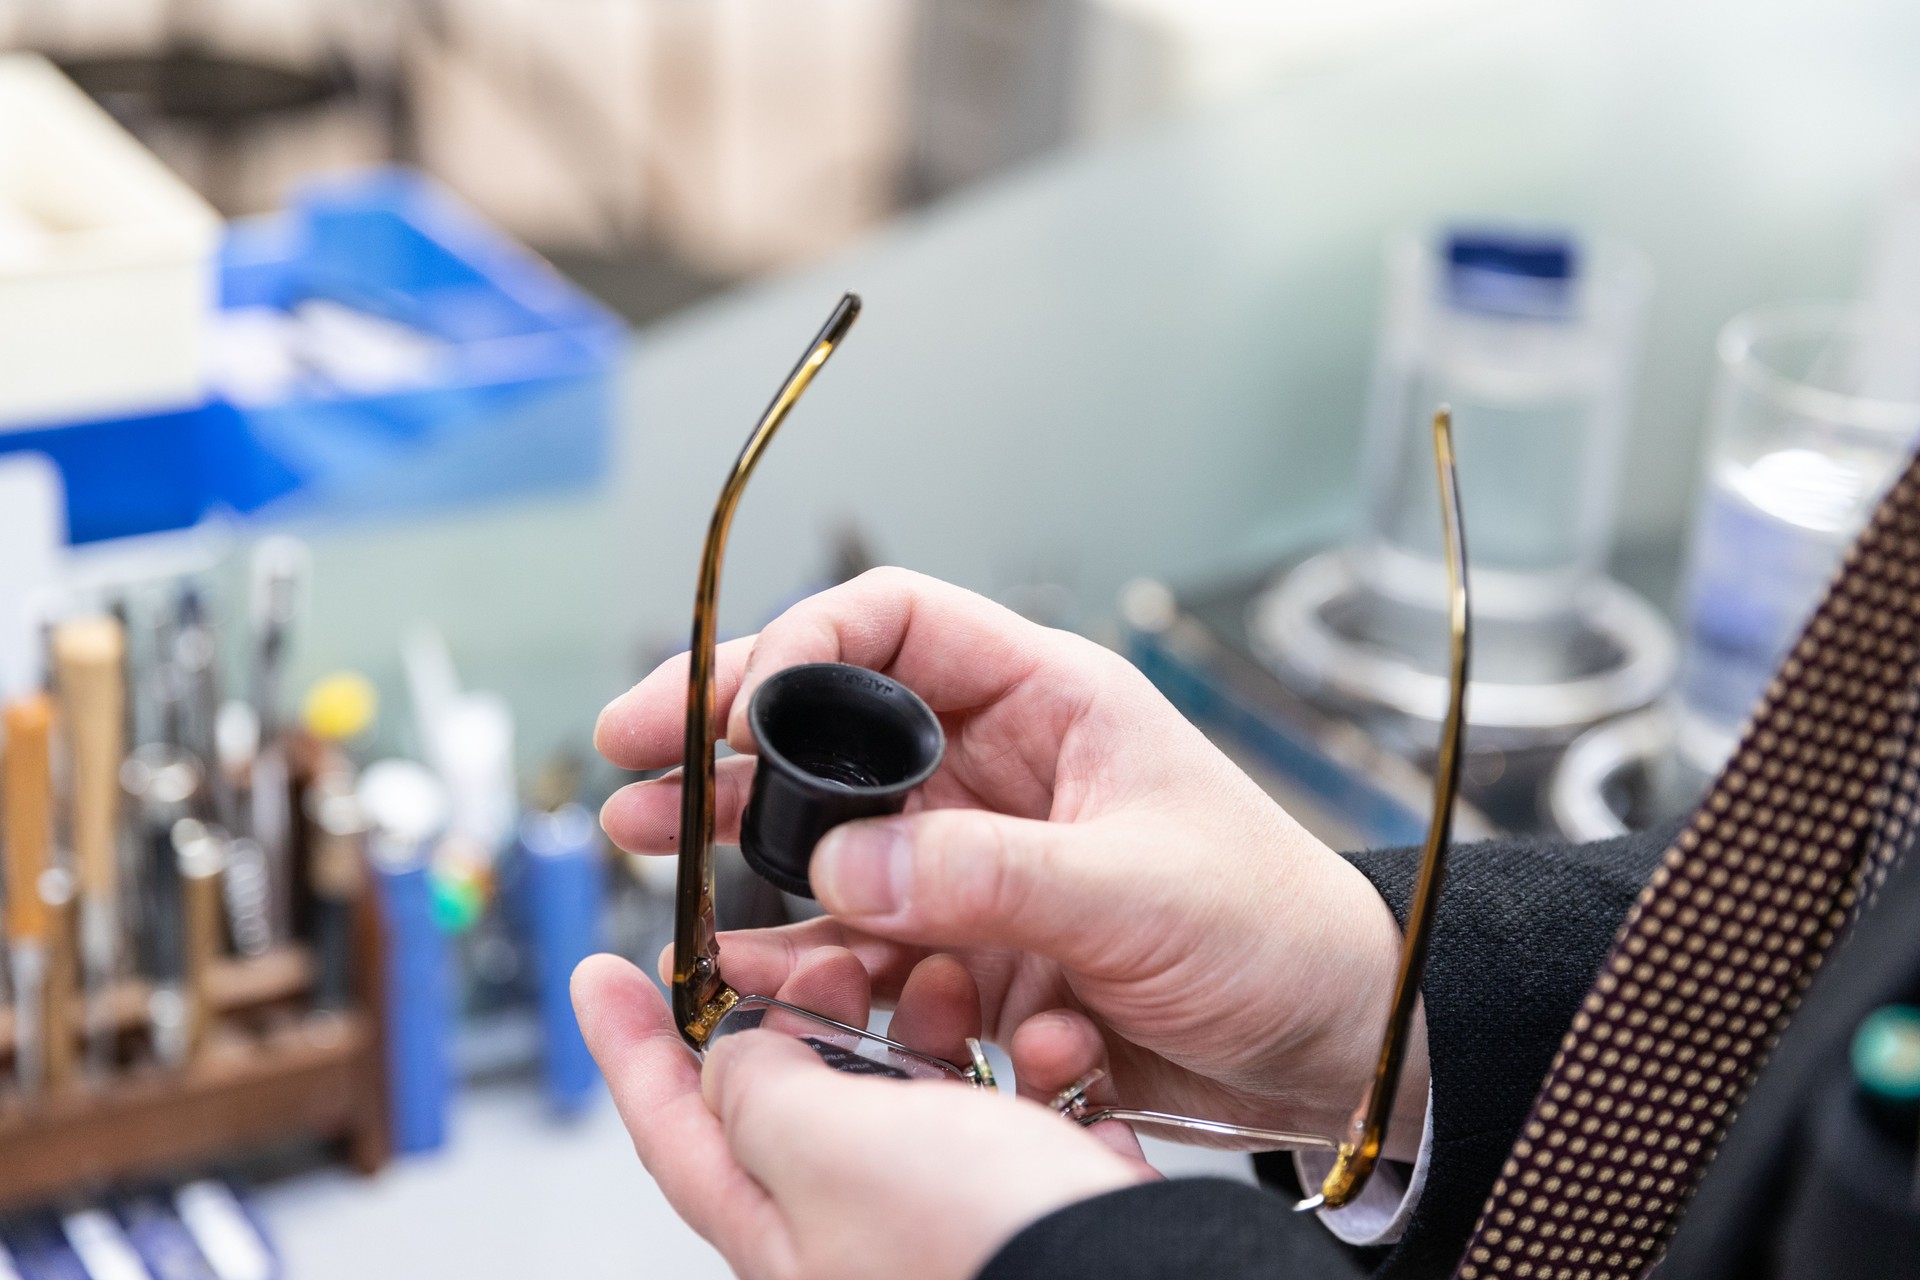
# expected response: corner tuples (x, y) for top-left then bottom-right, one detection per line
(853, 564), (919, 593)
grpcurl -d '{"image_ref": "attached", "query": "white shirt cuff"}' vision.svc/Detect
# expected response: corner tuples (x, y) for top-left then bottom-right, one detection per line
(1291, 1084), (1433, 1247)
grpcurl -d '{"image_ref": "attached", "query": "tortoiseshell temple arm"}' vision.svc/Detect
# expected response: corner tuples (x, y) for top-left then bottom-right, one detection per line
(1305, 407), (1470, 1211)
(673, 293), (862, 1049)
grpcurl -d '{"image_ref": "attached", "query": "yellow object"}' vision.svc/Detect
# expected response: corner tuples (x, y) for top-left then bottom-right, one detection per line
(303, 672), (379, 743)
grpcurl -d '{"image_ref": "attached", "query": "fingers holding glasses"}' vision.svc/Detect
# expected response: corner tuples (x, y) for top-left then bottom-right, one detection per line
(711, 936), (985, 1073)
(763, 945), (873, 1033)
(569, 954), (796, 1277)
(885, 953), (984, 1065)
(1008, 1008), (1107, 1104)
(701, 1027), (1152, 1280)
(681, 916), (1078, 1045)
(1007, 1009), (1149, 1165)
(671, 916), (934, 1007)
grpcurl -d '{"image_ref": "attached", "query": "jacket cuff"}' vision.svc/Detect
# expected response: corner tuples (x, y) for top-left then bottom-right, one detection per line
(1293, 1083), (1433, 1245)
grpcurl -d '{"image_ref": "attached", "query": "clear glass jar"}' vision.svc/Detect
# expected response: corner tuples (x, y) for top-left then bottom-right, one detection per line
(1257, 228), (1673, 747)
(1349, 228), (1652, 681)
(1674, 302), (1920, 777)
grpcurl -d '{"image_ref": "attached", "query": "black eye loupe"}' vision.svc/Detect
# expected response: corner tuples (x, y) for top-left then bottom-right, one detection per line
(739, 663), (945, 898)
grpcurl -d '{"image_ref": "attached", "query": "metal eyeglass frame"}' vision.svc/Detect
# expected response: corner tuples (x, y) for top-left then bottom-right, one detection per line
(669, 293), (1470, 1213)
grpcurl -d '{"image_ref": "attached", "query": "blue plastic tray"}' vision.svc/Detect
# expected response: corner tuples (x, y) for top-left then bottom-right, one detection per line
(0, 168), (625, 543)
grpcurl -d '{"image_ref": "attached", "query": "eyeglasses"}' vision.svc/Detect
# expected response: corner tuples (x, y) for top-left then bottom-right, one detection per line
(670, 293), (1470, 1212)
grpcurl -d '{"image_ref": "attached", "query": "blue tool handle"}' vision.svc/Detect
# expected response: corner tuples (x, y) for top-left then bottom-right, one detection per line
(170, 1181), (280, 1280)
(5, 1219), (89, 1280)
(114, 1197), (218, 1280)
(521, 805), (604, 1113)
(375, 852), (453, 1153)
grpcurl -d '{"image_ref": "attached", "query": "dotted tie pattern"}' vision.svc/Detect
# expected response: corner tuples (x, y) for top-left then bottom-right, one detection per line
(1454, 454), (1920, 1280)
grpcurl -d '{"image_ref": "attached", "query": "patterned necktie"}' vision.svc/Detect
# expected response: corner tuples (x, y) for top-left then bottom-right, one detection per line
(1455, 450), (1920, 1280)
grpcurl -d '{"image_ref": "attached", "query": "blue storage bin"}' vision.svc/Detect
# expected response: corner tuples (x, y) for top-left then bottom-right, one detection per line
(0, 402), (297, 545)
(0, 168), (625, 543)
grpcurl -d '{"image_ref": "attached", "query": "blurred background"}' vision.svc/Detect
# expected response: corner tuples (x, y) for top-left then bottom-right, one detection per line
(0, 0), (1917, 1275)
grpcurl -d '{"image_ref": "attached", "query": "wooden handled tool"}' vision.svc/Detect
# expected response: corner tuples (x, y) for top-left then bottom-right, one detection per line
(174, 820), (226, 1060)
(4, 695), (54, 945)
(4, 694), (55, 1095)
(39, 868), (78, 1089)
(55, 616), (128, 1074)
(55, 618), (125, 910)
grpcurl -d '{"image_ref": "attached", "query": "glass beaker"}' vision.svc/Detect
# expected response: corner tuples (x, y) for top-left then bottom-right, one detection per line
(1674, 302), (1920, 778)
(1349, 229), (1653, 681)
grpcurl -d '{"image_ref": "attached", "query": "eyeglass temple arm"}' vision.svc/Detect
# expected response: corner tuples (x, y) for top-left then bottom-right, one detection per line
(1073, 1106), (1340, 1152)
(1309, 407), (1470, 1212)
(673, 293), (863, 1049)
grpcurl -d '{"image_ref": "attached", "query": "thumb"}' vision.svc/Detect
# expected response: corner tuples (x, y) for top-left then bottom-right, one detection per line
(703, 1029), (862, 1195)
(703, 1026), (833, 1125)
(810, 808), (1143, 966)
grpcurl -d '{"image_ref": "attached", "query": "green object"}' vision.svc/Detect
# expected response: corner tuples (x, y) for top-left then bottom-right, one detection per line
(1851, 1004), (1920, 1103)
(428, 871), (486, 934)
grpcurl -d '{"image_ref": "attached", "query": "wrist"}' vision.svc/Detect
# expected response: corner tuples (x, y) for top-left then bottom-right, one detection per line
(1282, 856), (1431, 1156)
(1325, 863), (1431, 1162)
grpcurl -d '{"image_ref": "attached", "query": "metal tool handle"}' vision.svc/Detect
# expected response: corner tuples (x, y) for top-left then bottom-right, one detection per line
(219, 837), (275, 958)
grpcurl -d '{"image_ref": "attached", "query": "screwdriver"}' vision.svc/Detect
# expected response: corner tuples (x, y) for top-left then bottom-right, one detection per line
(173, 818), (228, 1059)
(177, 585), (274, 966)
(4, 694), (56, 1096)
(121, 744), (204, 1068)
(302, 772), (369, 1011)
(173, 589), (225, 826)
(248, 539), (309, 949)
(54, 616), (127, 1075)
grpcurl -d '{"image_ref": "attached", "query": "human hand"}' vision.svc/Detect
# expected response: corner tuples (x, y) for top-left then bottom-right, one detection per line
(572, 951), (1149, 1280)
(597, 568), (1426, 1156)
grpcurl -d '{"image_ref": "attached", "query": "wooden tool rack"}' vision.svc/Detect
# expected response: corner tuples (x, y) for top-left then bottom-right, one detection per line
(0, 899), (388, 1210)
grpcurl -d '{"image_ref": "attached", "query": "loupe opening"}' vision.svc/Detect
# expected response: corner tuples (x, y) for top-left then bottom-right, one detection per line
(739, 663), (944, 896)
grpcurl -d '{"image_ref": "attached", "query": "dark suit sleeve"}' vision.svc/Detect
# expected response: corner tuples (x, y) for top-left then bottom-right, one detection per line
(979, 824), (1677, 1280)
(977, 1179), (1367, 1280)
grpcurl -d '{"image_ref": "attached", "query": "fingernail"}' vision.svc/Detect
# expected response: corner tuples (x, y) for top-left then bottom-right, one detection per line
(813, 820), (912, 917)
